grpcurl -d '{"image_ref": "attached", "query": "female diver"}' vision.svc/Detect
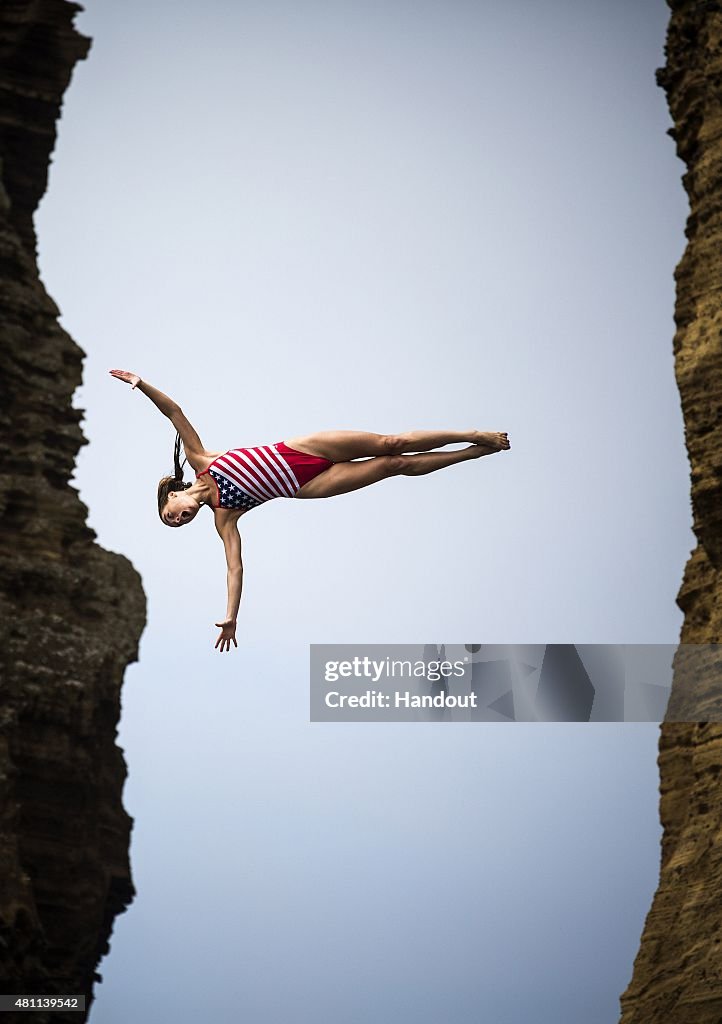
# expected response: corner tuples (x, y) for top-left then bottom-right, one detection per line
(110, 369), (511, 652)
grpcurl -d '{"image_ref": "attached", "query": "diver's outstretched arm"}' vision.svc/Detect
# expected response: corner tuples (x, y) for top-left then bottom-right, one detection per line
(214, 515), (243, 652)
(109, 369), (207, 464)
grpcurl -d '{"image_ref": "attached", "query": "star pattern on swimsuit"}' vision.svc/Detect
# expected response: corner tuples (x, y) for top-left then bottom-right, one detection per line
(210, 469), (262, 511)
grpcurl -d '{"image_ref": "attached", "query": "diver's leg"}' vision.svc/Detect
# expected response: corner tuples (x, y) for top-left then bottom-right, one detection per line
(283, 429), (510, 462)
(295, 445), (497, 499)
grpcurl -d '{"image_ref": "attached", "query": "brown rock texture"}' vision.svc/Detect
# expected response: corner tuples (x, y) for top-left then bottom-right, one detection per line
(619, 2), (722, 1021)
(0, 2), (146, 1022)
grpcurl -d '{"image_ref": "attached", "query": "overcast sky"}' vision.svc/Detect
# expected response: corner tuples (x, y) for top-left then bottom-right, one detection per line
(36, 1), (687, 1021)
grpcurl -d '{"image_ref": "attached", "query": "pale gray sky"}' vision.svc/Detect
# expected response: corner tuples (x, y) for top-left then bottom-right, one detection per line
(37, 1), (686, 1021)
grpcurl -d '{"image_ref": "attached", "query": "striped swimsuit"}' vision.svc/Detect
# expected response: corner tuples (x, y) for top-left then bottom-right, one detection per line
(197, 442), (334, 512)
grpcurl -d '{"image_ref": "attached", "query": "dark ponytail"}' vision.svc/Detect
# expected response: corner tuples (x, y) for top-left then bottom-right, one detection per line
(173, 430), (187, 482)
(157, 431), (192, 522)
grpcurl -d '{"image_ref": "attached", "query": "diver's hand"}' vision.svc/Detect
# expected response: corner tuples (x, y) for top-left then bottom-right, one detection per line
(214, 619), (238, 652)
(109, 369), (141, 389)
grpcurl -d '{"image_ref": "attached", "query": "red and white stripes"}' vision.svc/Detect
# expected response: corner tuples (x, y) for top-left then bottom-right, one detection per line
(213, 444), (300, 502)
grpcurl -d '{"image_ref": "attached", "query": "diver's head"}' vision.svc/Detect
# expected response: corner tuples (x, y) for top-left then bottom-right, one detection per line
(158, 429), (199, 527)
(158, 477), (200, 527)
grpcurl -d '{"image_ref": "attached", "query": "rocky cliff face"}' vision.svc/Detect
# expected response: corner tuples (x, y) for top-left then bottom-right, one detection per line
(0, 2), (146, 1021)
(619, 2), (722, 1021)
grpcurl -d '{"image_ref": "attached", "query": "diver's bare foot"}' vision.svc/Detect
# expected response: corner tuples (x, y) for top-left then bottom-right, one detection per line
(470, 431), (510, 451)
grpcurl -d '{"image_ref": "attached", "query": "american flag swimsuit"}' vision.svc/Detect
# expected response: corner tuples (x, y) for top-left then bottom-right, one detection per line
(197, 442), (334, 513)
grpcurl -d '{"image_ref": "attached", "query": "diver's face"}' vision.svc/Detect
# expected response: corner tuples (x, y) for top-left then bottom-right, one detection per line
(163, 491), (199, 528)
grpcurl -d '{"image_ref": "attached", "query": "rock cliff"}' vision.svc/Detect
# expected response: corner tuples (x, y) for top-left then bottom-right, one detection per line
(619, 2), (722, 1021)
(0, 2), (146, 1021)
